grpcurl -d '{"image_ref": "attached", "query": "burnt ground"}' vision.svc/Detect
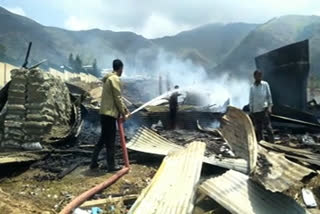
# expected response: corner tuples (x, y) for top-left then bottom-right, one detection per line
(0, 118), (230, 214)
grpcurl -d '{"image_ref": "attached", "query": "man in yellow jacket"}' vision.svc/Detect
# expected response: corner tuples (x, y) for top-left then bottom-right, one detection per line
(90, 59), (129, 171)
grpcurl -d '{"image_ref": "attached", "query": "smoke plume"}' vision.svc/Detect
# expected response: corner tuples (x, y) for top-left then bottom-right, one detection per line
(121, 49), (250, 108)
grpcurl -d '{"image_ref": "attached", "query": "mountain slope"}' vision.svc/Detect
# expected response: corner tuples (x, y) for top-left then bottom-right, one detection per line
(0, 6), (257, 71)
(2, 7), (320, 78)
(216, 15), (320, 76)
(0, 6), (156, 68)
(152, 23), (258, 67)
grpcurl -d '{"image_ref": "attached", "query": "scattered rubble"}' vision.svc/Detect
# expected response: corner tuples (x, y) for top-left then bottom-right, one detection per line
(157, 129), (231, 157)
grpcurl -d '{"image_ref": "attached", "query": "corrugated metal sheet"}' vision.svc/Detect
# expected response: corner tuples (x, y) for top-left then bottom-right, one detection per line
(127, 127), (248, 173)
(199, 170), (310, 214)
(128, 141), (205, 214)
(219, 106), (257, 174)
(251, 145), (314, 193)
(255, 40), (309, 111)
(127, 126), (183, 155)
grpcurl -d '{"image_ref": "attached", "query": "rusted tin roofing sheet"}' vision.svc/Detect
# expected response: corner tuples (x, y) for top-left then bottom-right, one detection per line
(199, 170), (310, 214)
(128, 141), (205, 214)
(252, 145), (314, 193)
(127, 126), (248, 173)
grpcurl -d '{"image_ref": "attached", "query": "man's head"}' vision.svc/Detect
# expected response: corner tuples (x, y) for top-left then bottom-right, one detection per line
(174, 85), (179, 89)
(113, 59), (124, 76)
(254, 70), (263, 84)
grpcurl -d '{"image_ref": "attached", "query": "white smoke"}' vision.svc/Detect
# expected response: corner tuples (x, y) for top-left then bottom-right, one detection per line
(117, 49), (250, 108)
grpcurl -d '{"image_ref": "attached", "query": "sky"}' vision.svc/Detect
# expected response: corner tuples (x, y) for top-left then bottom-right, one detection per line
(0, 0), (320, 39)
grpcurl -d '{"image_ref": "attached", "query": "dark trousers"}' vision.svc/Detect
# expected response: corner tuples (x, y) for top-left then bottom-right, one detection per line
(169, 107), (177, 129)
(91, 115), (116, 167)
(251, 111), (275, 143)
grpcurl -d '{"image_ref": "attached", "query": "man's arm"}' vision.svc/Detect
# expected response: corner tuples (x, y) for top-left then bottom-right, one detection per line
(108, 76), (128, 117)
(266, 83), (273, 107)
(266, 83), (273, 113)
(249, 86), (253, 113)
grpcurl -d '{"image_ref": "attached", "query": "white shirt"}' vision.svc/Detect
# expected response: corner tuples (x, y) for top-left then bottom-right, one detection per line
(249, 80), (273, 113)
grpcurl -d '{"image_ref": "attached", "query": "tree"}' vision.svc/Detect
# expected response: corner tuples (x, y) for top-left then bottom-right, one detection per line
(74, 54), (83, 73)
(91, 58), (100, 77)
(68, 53), (74, 69)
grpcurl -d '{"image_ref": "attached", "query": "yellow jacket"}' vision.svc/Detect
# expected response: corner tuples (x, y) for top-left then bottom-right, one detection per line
(99, 72), (128, 118)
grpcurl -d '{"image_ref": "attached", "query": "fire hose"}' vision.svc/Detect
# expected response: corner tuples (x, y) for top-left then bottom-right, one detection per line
(60, 119), (130, 214)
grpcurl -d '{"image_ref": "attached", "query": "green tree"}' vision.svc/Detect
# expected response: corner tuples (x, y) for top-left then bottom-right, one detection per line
(68, 53), (74, 69)
(74, 54), (83, 73)
(91, 58), (100, 77)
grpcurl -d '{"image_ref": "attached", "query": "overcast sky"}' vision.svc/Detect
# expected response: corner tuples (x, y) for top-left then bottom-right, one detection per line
(1, 0), (320, 38)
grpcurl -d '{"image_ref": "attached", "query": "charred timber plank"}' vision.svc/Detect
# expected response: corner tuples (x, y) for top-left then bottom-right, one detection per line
(271, 114), (320, 128)
(285, 154), (320, 167)
(259, 141), (320, 160)
(52, 149), (92, 155)
(78, 145), (95, 149)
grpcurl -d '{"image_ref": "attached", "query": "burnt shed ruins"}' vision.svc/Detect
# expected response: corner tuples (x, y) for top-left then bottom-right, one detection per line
(1, 40), (320, 214)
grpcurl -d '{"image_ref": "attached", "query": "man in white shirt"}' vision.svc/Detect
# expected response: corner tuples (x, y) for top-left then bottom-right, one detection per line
(249, 70), (274, 143)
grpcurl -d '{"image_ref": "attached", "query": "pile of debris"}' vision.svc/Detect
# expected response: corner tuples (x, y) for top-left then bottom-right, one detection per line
(126, 106), (320, 213)
(0, 68), (73, 150)
(157, 129), (233, 157)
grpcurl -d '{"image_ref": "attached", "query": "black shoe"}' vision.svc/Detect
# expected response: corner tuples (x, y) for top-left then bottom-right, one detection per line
(108, 164), (122, 172)
(89, 162), (99, 170)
